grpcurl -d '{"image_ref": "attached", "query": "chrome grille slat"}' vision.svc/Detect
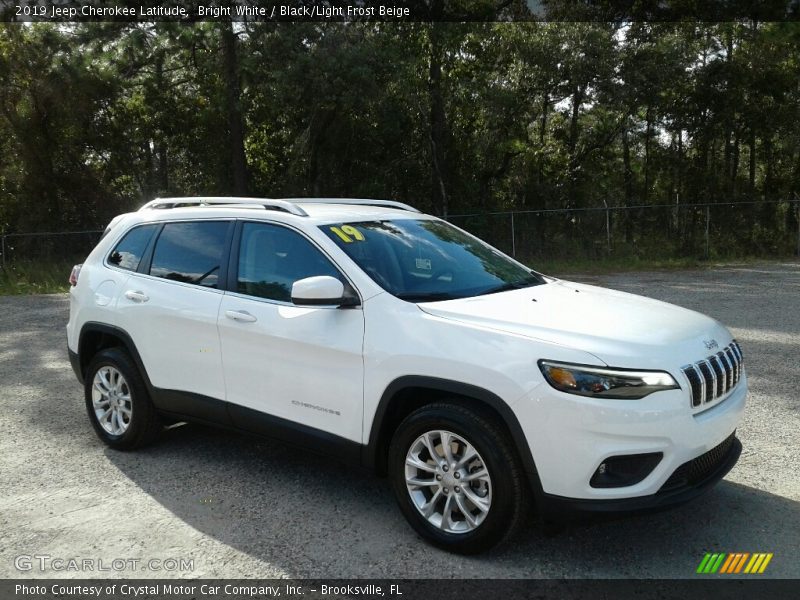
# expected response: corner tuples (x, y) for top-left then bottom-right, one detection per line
(725, 347), (738, 383)
(712, 354), (728, 396)
(734, 341), (745, 381)
(709, 356), (724, 397)
(694, 364), (705, 406)
(681, 341), (743, 409)
(697, 361), (714, 403)
(691, 364), (704, 407)
(719, 351), (733, 391)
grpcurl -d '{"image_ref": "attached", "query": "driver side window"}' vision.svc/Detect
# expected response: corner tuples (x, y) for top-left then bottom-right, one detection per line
(237, 222), (342, 302)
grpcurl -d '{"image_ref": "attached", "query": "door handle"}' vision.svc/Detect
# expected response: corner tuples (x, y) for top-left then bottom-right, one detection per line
(124, 290), (149, 303)
(225, 310), (257, 323)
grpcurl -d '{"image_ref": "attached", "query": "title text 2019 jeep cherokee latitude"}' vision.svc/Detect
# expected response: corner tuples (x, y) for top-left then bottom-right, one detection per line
(67, 197), (745, 554)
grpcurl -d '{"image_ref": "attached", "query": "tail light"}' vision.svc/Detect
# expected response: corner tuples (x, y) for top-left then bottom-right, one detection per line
(69, 264), (82, 287)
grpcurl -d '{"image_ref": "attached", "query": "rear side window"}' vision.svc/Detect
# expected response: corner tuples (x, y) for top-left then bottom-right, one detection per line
(149, 221), (230, 288)
(108, 225), (158, 271)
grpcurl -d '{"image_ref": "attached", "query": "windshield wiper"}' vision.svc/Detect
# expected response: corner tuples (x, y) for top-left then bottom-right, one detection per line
(477, 279), (540, 296)
(395, 292), (457, 303)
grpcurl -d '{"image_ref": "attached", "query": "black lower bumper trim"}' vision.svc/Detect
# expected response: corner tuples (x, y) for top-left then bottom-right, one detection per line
(539, 436), (742, 519)
(68, 348), (83, 384)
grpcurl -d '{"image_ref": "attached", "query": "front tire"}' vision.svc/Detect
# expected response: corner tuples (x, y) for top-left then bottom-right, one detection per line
(388, 402), (528, 554)
(84, 348), (162, 450)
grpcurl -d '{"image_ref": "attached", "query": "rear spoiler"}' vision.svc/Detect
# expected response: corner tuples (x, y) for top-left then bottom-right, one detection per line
(100, 213), (129, 241)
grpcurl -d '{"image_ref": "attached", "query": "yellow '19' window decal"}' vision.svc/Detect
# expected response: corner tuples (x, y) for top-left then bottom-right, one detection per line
(330, 225), (365, 243)
(330, 226), (351, 243)
(341, 225), (365, 241)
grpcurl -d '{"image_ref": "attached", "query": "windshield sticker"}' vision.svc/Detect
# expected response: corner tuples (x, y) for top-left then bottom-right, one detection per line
(415, 258), (432, 270)
(330, 225), (365, 243)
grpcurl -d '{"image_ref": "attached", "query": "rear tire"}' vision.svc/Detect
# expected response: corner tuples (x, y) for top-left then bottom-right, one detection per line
(84, 348), (162, 450)
(388, 402), (528, 554)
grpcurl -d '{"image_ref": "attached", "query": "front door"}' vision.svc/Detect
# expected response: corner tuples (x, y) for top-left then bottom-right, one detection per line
(217, 221), (365, 444)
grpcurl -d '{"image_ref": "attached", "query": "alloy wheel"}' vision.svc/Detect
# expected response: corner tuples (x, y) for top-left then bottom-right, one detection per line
(404, 429), (492, 534)
(91, 366), (132, 436)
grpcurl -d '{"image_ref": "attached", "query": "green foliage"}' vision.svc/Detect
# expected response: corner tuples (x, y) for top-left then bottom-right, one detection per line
(0, 22), (798, 258)
(0, 261), (72, 295)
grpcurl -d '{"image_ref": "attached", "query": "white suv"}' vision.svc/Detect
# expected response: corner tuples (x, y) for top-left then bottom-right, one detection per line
(67, 197), (745, 553)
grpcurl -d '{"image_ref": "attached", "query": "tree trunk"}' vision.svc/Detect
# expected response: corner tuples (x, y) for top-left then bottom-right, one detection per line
(566, 83), (585, 209)
(724, 27), (734, 198)
(538, 93), (549, 188)
(142, 142), (155, 197)
(749, 132), (757, 196)
(153, 53), (169, 196)
(428, 22), (449, 218)
(643, 105), (652, 204)
(622, 125), (634, 243)
(221, 21), (248, 196)
(156, 142), (168, 194)
(763, 136), (773, 202)
(724, 129), (732, 195)
(731, 134), (739, 197)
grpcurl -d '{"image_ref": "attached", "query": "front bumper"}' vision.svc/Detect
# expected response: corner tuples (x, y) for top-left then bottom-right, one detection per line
(513, 372), (747, 501)
(538, 434), (741, 519)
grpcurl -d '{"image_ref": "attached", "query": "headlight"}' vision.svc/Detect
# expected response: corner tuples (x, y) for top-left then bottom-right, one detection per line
(538, 360), (679, 399)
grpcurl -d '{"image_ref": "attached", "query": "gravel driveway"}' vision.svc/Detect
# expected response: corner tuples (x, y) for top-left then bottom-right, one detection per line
(1, 261), (798, 579)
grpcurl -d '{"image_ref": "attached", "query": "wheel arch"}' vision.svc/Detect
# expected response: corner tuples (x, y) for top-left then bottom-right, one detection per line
(364, 376), (545, 498)
(77, 323), (153, 393)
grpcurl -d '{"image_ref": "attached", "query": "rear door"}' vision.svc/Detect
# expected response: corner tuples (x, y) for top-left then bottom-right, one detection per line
(114, 219), (233, 418)
(217, 221), (365, 444)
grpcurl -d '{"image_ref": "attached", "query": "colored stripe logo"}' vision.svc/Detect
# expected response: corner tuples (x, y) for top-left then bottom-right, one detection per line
(696, 552), (773, 574)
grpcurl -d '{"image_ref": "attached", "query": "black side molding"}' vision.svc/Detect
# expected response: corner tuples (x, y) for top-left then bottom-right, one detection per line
(153, 389), (232, 427)
(228, 402), (362, 465)
(155, 389), (362, 466)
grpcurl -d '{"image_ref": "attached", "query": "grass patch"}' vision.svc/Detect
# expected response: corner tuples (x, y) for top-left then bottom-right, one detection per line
(529, 256), (706, 276)
(0, 260), (74, 295)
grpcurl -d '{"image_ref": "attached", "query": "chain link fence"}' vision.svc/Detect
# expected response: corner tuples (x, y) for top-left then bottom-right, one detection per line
(0, 230), (105, 269)
(1, 200), (798, 270)
(448, 199), (800, 262)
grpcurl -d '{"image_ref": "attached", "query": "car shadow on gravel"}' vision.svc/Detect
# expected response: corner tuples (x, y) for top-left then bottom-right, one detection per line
(105, 422), (800, 578)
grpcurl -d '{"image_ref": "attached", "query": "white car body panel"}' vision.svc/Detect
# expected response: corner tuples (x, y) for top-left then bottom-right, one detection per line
(218, 293), (365, 442)
(417, 281), (733, 369)
(114, 273), (227, 400)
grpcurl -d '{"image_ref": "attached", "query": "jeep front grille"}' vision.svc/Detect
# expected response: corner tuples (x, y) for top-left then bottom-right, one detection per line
(681, 341), (743, 408)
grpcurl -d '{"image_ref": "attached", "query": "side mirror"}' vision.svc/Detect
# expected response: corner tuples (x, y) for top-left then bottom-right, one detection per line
(290, 276), (358, 307)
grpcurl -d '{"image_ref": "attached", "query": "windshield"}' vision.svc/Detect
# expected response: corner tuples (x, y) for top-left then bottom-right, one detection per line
(320, 219), (544, 302)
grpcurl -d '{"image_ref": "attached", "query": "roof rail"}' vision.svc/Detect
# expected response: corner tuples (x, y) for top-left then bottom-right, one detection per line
(140, 197), (308, 217)
(285, 198), (420, 213)
(138, 197), (420, 216)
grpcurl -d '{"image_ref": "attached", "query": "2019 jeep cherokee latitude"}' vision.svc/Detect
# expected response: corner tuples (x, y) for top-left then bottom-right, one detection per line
(67, 197), (745, 554)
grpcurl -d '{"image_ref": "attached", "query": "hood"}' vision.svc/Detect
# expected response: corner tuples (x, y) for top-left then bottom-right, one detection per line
(417, 280), (731, 370)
